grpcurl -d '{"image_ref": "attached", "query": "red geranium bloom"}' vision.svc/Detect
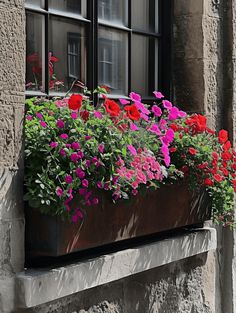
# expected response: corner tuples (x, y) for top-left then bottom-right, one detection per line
(80, 110), (90, 122)
(204, 178), (214, 186)
(222, 151), (232, 161)
(220, 167), (229, 176)
(104, 99), (120, 117)
(170, 124), (179, 132)
(68, 94), (83, 111)
(206, 127), (215, 135)
(218, 129), (228, 144)
(223, 140), (231, 151)
(214, 174), (224, 182)
(212, 152), (219, 160)
(186, 114), (207, 133)
(232, 180), (236, 192)
(124, 104), (141, 121)
(169, 147), (177, 153)
(189, 147), (197, 155)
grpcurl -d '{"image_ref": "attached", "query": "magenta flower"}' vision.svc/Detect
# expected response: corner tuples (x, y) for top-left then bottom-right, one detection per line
(85, 136), (91, 140)
(130, 92), (141, 102)
(40, 121), (47, 128)
(127, 145), (137, 156)
(132, 189), (138, 196)
(94, 111), (103, 119)
(66, 143), (71, 148)
(77, 209), (83, 219)
(97, 181), (103, 189)
(71, 112), (78, 120)
(76, 168), (85, 179)
(26, 115), (33, 121)
(72, 214), (79, 223)
(71, 142), (80, 150)
(135, 102), (150, 115)
(149, 124), (161, 136)
(153, 91), (164, 99)
(56, 187), (63, 197)
(85, 160), (91, 168)
(140, 113), (149, 122)
(82, 179), (89, 188)
(119, 98), (130, 105)
(60, 133), (68, 140)
(79, 188), (87, 195)
(36, 112), (43, 119)
(162, 100), (172, 110)
(152, 105), (162, 117)
(92, 198), (99, 205)
(178, 110), (187, 118)
(65, 175), (73, 184)
(50, 142), (58, 148)
(130, 123), (139, 131)
(77, 151), (84, 159)
(59, 148), (66, 156)
(56, 120), (65, 128)
(70, 153), (79, 163)
(163, 128), (175, 145)
(159, 119), (167, 131)
(98, 144), (105, 154)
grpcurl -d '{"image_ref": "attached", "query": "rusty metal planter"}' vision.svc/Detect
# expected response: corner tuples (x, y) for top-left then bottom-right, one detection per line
(25, 182), (211, 259)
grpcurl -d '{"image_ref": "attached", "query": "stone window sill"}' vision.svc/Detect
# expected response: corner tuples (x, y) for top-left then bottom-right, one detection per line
(16, 227), (216, 308)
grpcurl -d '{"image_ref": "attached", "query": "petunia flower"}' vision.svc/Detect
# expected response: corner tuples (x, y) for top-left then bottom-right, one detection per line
(130, 123), (139, 131)
(149, 124), (161, 136)
(119, 98), (130, 105)
(94, 111), (103, 119)
(40, 121), (47, 128)
(152, 105), (162, 117)
(153, 91), (164, 99)
(162, 100), (172, 110)
(129, 92), (141, 102)
(127, 145), (137, 156)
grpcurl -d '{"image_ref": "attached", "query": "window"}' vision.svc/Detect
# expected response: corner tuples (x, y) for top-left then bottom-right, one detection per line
(25, 0), (172, 98)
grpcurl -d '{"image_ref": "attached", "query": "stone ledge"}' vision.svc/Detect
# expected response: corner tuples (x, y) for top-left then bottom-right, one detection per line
(16, 228), (216, 308)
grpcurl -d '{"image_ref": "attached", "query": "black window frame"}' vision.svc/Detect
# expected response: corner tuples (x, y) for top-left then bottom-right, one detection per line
(25, 0), (172, 100)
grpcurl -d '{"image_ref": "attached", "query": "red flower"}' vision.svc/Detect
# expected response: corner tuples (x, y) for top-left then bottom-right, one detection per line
(212, 152), (219, 160)
(124, 104), (141, 121)
(104, 99), (120, 117)
(170, 147), (177, 153)
(68, 94), (83, 111)
(27, 53), (40, 63)
(206, 127), (215, 135)
(218, 129), (228, 144)
(204, 178), (214, 186)
(197, 162), (208, 169)
(223, 140), (231, 151)
(186, 114), (207, 133)
(80, 110), (89, 122)
(222, 151), (232, 161)
(232, 163), (236, 170)
(170, 124), (179, 132)
(214, 174), (224, 182)
(220, 167), (229, 176)
(188, 147), (197, 155)
(181, 165), (189, 176)
(232, 180), (236, 192)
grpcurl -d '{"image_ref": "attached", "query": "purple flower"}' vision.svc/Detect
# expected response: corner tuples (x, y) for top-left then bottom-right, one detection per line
(56, 187), (63, 197)
(127, 145), (137, 156)
(50, 142), (58, 148)
(70, 153), (79, 163)
(129, 92), (141, 102)
(152, 105), (162, 117)
(65, 175), (73, 184)
(92, 156), (98, 164)
(26, 115), (33, 121)
(59, 149), (66, 157)
(76, 168), (85, 179)
(40, 121), (47, 128)
(77, 151), (84, 159)
(82, 179), (89, 188)
(36, 112), (43, 119)
(153, 91), (164, 99)
(98, 144), (105, 154)
(56, 120), (65, 128)
(162, 100), (172, 110)
(71, 112), (78, 120)
(94, 111), (103, 119)
(71, 142), (80, 150)
(178, 110), (187, 118)
(60, 133), (68, 140)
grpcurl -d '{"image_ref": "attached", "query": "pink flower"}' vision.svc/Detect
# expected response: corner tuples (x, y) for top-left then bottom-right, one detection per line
(70, 153), (79, 162)
(163, 128), (175, 144)
(82, 179), (89, 187)
(71, 142), (80, 150)
(152, 105), (162, 117)
(159, 119), (167, 131)
(129, 92), (141, 102)
(40, 121), (47, 128)
(56, 120), (65, 128)
(59, 149), (66, 156)
(56, 187), (63, 197)
(85, 136), (91, 141)
(77, 151), (84, 159)
(119, 98), (130, 105)
(98, 144), (105, 154)
(130, 123), (139, 131)
(76, 168), (85, 179)
(153, 91), (164, 99)
(162, 100), (172, 110)
(55, 99), (68, 108)
(149, 124), (161, 136)
(50, 142), (58, 148)
(36, 112), (43, 119)
(132, 189), (138, 196)
(71, 112), (78, 120)
(178, 110), (187, 118)
(97, 181), (103, 189)
(94, 111), (103, 119)
(140, 113), (149, 121)
(131, 181), (139, 189)
(79, 188), (87, 195)
(85, 160), (91, 168)
(66, 143), (71, 148)
(168, 107), (180, 121)
(92, 198), (99, 205)
(135, 102), (150, 115)
(26, 115), (33, 121)
(65, 175), (73, 184)
(72, 214), (79, 223)
(127, 145), (137, 156)
(60, 133), (68, 140)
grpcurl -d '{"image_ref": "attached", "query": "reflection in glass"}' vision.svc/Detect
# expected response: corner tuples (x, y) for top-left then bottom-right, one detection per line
(49, 0), (86, 17)
(98, 28), (128, 95)
(49, 17), (87, 92)
(26, 12), (44, 91)
(131, 35), (158, 96)
(98, 0), (127, 26)
(25, 0), (44, 8)
(131, 0), (159, 32)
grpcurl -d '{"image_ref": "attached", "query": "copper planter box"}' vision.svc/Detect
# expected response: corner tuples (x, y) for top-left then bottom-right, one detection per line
(25, 183), (211, 259)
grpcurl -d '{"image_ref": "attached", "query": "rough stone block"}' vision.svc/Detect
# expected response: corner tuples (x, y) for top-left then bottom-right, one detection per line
(203, 16), (223, 61)
(0, 106), (14, 168)
(174, 0), (204, 16)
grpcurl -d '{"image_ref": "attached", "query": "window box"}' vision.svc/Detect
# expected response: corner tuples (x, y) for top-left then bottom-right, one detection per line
(25, 182), (211, 259)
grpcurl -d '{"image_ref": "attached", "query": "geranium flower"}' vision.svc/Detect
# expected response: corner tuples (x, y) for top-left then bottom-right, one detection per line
(68, 94), (83, 110)
(218, 129), (228, 144)
(124, 104), (141, 121)
(76, 168), (85, 179)
(71, 142), (80, 150)
(189, 148), (197, 155)
(80, 110), (89, 122)
(104, 99), (120, 117)
(26, 115), (33, 121)
(82, 179), (89, 187)
(71, 112), (78, 120)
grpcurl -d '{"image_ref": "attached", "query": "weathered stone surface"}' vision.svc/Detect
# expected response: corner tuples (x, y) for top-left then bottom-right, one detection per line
(174, 0), (204, 16)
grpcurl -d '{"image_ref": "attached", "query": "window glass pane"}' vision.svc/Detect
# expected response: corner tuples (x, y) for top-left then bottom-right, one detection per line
(49, 17), (87, 92)
(25, 0), (44, 8)
(98, 0), (128, 26)
(131, 35), (158, 96)
(49, 0), (86, 17)
(131, 0), (159, 32)
(26, 12), (44, 92)
(98, 28), (128, 95)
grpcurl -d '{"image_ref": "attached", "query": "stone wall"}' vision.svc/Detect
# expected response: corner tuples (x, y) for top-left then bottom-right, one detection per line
(0, 0), (25, 312)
